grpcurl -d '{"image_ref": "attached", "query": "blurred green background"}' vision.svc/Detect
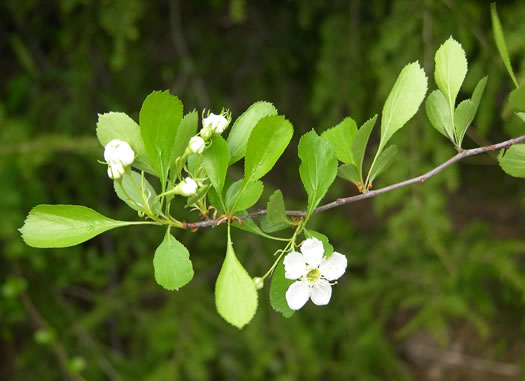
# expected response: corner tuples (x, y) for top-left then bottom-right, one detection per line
(2, 0), (525, 380)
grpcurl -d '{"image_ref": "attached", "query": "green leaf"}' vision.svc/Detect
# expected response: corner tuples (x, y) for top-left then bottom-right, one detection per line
(244, 115), (293, 184)
(265, 190), (291, 231)
(352, 115), (377, 183)
(114, 170), (160, 214)
(225, 179), (263, 212)
(171, 110), (198, 170)
(368, 145), (398, 184)
(321, 117), (358, 164)
(20, 205), (143, 248)
(380, 61), (428, 152)
(337, 163), (360, 184)
(269, 258), (294, 318)
(153, 229), (194, 291)
(491, 3), (519, 88)
(509, 85), (525, 111)
(517, 113), (525, 123)
(304, 229), (334, 257)
(425, 90), (454, 140)
(232, 217), (283, 241)
(434, 37), (467, 109)
(498, 144), (525, 178)
(227, 101), (278, 165)
(471, 76), (488, 110)
(298, 130), (338, 220)
(454, 100), (476, 147)
(215, 228), (258, 328)
(96, 112), (156, 175)
(139, 91), (183, 185)
(201, 135), (230, 198)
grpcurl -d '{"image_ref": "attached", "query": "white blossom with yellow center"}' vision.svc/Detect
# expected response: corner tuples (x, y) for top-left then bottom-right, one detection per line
(283, 237), (347, 310)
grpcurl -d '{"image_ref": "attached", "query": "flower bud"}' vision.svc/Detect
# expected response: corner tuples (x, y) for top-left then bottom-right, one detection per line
(104, 139), (135, 166)
(175, 177), (198, 196)
(203, 113), (229, 134)
(253, 277), (264, 290)
(107, 162), (125, 180)
(188, 136), (206, 154)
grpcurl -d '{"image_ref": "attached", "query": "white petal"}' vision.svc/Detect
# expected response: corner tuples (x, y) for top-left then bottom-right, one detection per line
(319, 252), (347, 281)
(300, 238), (324, 268)
(283, 251), (307, 280)
(310, 280), (332, 306)
(286, 281), (311, 310)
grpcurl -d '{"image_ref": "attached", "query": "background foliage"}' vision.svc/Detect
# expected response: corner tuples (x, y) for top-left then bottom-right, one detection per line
(2, 0), (525, 379)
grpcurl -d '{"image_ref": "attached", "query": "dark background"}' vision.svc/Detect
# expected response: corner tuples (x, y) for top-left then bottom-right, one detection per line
(1, 0), (525, 380)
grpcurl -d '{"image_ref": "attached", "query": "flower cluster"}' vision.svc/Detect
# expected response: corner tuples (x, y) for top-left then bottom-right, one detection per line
(201, 110), (231, 140)
(283, 238), (347, 310)
(104, 139), (135, 180)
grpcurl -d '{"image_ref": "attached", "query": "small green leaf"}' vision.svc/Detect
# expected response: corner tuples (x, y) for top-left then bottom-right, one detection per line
(454, 100), (476, 147)
(321, 117), (358, 164)
(380, 61), (428, 152)
(352, 115), (377, 183)
(225, 179), (263, 212)
(337, 163), (360, 184)
(425, 90), (454, 140)
(215, 228), (258, 328)
(498, 144), (525, 178)
(153, 229), (194, 290)
(517, 113), (525, 123)
(265, 190), (291, 231)
(509, 85), (525, 111)
(96, 112), (156, 175)
(244, 115), (293, 184)
(227, 101), (278, 165)
(201, 135), (230, 197)
(471, 76), (488, 109)
(269, 258), (294, 318)
(139, 91), (183, 185)
(20, 205), (142, 248)
(114, 170), (160, 214)
(298, 130), (338, 220)
(232, 217), (283, 241)
(368, 145), (398, 184)
(434, 37), (467, 109)
(171, 110), (198, 170)
(304, 229), (334, 257)
(491, 3), (519, 88)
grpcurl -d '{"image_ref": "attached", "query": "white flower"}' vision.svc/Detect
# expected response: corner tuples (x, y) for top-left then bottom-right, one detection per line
(104, 139), (135, 166)
(175, 177), (198, 196)
(203, 113), (229, 134)
(107, 162), (125, 180)
(283, 237), (347, 310)
(188, 136), (206, 154)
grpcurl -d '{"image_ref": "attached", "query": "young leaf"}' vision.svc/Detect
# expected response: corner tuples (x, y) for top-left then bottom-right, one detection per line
(232, 217), (284, 241)
(352, 115), (377, 183)
(337, 163), (360, 184)
(471, 76), (488, 109)
(498, 145), (525, 178)
(434, 37), (467, 110)
(265, 190), (291, 230)
(491, 3), (519, 88)
(20, 205), (144, 248)
(379, 61), (428, 152)
(153, 229), (194, 291)
(114, 170), (160, 214)
(425, 90), (454, 140)
(298, 130), (338, 220)
(171, 110), (198, 169)
(368, 145), (398, 184)
(269, 258), (294, 318)
(201, 135), (230, 197)
(321, 117), (358, 164)
(509, 85), (525, 111)
(225, 180), (264, 212)
(244, 115), (293, 184)
(454, 100), (476, 147)
(517, 113), (525, 123)
(139, 91), (183, 185)
(96, 112), (156, 175)
(215, 228), (258, 328)
(227, 101), (278, 165)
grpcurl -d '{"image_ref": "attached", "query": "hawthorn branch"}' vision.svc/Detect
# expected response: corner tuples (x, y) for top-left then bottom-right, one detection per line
(183, 135), (525, 230)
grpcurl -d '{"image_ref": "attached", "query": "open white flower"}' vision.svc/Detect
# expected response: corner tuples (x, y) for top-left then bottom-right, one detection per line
(284, 237), (347, 310)
(104, 139), (135, 166)
(203, 112), (229, 134)
(188, 136), (206, 154)
(175, 177), (198, 196)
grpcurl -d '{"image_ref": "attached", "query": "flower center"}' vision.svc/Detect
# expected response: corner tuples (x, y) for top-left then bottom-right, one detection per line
(306, 268), (321, 283)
